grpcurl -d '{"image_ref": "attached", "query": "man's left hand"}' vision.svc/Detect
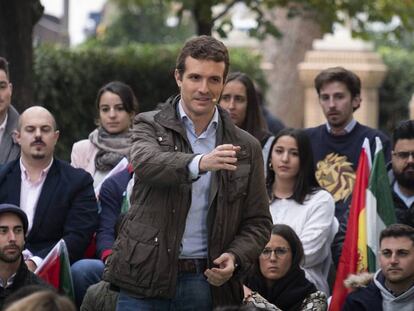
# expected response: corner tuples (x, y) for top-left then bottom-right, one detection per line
(204, 252), (236, 287)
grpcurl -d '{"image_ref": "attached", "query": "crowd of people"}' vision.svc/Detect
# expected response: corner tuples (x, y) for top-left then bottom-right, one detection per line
(0, 34), (413, 311)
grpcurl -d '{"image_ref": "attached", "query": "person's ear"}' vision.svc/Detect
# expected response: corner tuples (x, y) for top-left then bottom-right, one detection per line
(352, 96), (361, 111)
(174, 69), (182, 88)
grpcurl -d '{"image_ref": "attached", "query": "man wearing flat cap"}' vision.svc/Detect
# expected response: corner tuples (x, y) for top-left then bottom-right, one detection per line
(0, 203), (46, 309)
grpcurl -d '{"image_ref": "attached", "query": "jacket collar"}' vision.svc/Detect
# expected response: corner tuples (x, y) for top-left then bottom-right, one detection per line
(154, 95), (186, 137)
(0, 106), (19, 163)
(5, 105), (19, 135)
(154, 95), (242, 146)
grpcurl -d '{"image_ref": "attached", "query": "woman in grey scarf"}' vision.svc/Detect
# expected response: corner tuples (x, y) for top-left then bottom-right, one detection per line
(71, 81), (138, 187)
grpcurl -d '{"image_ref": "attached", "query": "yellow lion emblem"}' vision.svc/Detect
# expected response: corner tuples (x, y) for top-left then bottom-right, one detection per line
(316, 153), (355, 202)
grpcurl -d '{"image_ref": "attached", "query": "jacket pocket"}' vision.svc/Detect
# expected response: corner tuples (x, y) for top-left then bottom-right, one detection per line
(228, 164), (250, 202)
(112, 221), (159, 288)
(155, 132), (175, 152)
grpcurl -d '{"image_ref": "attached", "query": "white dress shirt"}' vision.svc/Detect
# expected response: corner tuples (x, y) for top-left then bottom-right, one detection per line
(0, 113), (8, 145)
(19, 158), (54, 267)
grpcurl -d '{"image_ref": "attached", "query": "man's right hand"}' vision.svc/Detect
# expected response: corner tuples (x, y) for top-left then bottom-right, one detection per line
(199, 144), (240, 172)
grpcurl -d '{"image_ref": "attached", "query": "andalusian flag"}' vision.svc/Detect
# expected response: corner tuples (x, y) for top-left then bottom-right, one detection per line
(329, 139), (371, 311)
(35, 239), (75, 300)
(366, 137), (397, 272)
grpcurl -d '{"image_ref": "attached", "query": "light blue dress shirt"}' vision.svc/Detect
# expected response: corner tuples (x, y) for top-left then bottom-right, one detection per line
(178, 101), (218, 258)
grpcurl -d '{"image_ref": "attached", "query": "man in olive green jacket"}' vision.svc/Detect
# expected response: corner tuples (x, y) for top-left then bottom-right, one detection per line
(104, 35), (272, 309)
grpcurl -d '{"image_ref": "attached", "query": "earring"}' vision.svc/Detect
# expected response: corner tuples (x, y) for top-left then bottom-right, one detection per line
(269, 163), (273, 170)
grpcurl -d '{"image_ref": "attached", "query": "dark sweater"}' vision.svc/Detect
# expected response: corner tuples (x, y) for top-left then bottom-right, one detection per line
(392, 185), (414, 228)
(306, 122), (391, 223)
(306, 122), (391, 264)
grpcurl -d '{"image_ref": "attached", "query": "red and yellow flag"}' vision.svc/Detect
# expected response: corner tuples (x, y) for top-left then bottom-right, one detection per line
(329, 139), (371, 311)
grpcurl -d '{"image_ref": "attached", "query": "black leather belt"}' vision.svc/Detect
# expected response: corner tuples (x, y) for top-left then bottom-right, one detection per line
(178, 259), (207, 274)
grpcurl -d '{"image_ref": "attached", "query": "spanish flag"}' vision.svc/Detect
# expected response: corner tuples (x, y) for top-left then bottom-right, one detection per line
(329, 139), (371, 311)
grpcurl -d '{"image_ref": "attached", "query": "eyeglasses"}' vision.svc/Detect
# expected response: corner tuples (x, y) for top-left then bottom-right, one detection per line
(392, 151), (414, 160)
(260, 247), (290, 259)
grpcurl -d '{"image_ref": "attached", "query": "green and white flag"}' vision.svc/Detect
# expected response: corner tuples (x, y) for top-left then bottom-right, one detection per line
(366, 137), (397, 272)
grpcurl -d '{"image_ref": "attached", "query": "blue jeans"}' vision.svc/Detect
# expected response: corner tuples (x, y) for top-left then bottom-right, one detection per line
(116, 272), (212, 311)
(71, 259), (105, 307)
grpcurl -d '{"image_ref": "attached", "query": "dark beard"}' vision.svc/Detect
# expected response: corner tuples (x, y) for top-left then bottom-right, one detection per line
(394, 167), (414, 190)
(0, 246), (22, 263)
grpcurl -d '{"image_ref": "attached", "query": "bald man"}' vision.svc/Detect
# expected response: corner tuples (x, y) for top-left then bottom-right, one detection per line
(0, 106), (98, 271)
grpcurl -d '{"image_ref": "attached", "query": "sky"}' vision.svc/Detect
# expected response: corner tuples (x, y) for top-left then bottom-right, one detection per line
(40, 0), (106, 45)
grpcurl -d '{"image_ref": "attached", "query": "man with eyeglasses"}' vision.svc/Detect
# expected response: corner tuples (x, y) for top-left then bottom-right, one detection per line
(390, 120), (414, 227)
(343, 224), (414, 310)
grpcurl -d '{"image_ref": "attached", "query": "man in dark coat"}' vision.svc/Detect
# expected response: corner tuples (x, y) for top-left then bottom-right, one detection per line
(104, 35), (272, 310)
(0, 106), (98, 270)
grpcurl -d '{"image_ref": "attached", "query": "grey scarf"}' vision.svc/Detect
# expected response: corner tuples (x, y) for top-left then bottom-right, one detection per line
(89, 127), (131, 171)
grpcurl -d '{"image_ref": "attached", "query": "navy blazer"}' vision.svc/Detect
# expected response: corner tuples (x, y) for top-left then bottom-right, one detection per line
(0, 158), (98, 263)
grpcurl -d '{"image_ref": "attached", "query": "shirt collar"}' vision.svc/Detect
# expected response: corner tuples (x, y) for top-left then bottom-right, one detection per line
(326, 118), (356, 135)
(0, 272), (16, 289)
(177, 100), (218, 135)
(0, 113), (8, 131)
(19, 157), (54, 183)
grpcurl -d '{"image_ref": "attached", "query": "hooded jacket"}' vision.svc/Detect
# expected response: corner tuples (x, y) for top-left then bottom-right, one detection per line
(342, 270), (414, 311)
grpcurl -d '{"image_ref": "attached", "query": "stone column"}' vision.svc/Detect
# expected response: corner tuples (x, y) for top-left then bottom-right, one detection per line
(298, 28), (387, 128)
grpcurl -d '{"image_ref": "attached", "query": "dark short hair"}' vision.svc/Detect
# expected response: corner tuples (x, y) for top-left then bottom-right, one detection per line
(392, 120), (414, 149)
(266, 128), (318, 204)
(224, 72), (269, 142)
(314, 67), (361, 100)
(380, 223), (414, 245)
(271, 224), (304, 268)
(95, 81), (139, 114)
(176, 35), (229, 80)
(0, 56), (10, 79)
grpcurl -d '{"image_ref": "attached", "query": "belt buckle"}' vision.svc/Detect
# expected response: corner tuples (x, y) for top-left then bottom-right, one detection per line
(178, 259), (206, 274)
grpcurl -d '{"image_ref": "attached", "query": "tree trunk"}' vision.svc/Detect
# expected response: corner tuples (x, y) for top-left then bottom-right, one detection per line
(261, 6), (322, 127)
(0, 0), (43, 112)
(192, 0), (213, 35)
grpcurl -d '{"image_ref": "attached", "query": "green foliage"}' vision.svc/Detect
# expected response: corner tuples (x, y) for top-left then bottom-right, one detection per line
(378, 46), (414, 134)
(99, 1), (195, 45)
(33, 44), (265, 160)
(111, 0), (414, 41)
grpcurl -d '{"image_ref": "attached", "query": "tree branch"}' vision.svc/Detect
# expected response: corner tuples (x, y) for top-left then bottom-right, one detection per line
(212, 0), (243, 22)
